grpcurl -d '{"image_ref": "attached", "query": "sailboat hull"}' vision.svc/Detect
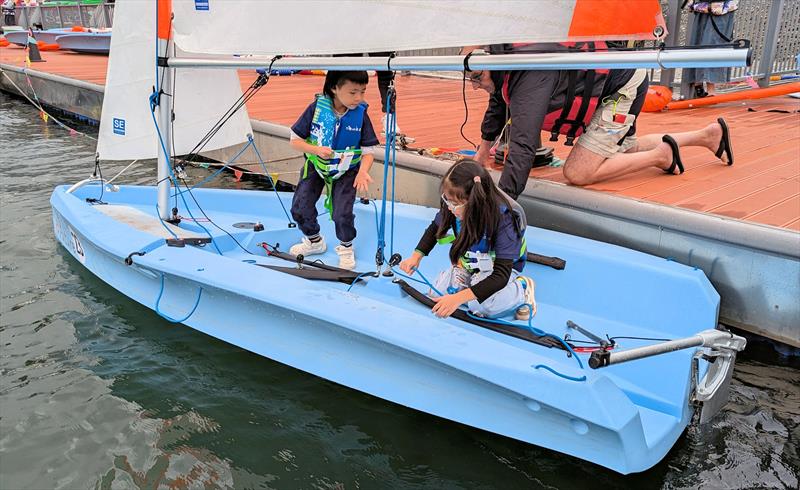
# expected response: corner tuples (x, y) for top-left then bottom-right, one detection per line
(51, 184), (719, 474)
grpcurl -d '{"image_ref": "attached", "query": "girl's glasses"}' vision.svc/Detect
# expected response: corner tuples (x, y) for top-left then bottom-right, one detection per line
(441, 194), (465, 211)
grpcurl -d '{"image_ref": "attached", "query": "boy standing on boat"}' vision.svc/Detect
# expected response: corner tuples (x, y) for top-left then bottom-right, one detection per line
(288, 71), (379, 270)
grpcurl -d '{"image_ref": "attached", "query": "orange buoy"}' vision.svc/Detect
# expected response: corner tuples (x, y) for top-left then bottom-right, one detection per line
(642, 85), (672, 112)
(666, 82), (800, 110)
(0, 38), (9, 48)
(71, 25), (87, 32)
(38, 42), (59, 51)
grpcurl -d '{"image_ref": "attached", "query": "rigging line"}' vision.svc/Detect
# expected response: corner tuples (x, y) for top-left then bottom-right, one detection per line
(106, 159), (140, 184)
(459, 69), (477, 149)
(150, 105), (224, 255)
(181, 55), (278, 164)
(248, 134), (294, 225)
(0, 69), (97, 140)
(181, 55), (280, 163)
(172, 139), (255, 195)
(177, 177), (256, 256)
(376, 83), (397, 266)
(180, 78), (264, 165)
(397, 265), (585, 381)
(389, 104), (397, 258)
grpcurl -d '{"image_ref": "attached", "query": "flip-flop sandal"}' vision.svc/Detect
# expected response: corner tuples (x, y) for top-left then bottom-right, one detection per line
(662, 135), (685, 175)
(715, 117), (734, 166)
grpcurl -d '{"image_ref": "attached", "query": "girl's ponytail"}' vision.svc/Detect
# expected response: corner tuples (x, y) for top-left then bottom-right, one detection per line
(440, 160), (508, 265)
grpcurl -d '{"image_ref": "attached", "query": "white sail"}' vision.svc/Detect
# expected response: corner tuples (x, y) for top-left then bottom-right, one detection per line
(97, 0), (252, 161)
(171, 0), (667, 56)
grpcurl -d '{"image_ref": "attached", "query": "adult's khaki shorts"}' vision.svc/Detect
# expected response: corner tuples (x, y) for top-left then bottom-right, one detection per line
(576, 69), (648, 158)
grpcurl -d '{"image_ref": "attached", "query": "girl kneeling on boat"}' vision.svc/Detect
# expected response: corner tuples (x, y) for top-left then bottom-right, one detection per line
(400, 160), (536, 320)
(288, 71), (379, 270)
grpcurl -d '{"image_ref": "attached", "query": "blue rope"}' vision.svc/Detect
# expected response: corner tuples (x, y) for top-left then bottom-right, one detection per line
(172, 139), (254, 195)
(346, 272), (375, 292)
(149, 104), (223, 255)
(249, 134), (294, 225)
(154, 203), (179, 239)
(376, 86), (398, 265)
(154, 274), (203, 323)
(389, 111), (398, 258)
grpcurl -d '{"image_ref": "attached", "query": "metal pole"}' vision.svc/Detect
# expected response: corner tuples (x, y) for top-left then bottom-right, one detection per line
(102, 3), (111, 29)
(77, 1), (86, 28)
(157, 39), (172, 221)
(662, 0), (683, 88)
(167, 48), (750, 71)
(679, 12), (697, 99)
(19, 6), (28, 28)
(55, 5), (64, 28)
(589, 329), (746, 369)
(758, 0), (784, 88)
(591, 336), (704, 368)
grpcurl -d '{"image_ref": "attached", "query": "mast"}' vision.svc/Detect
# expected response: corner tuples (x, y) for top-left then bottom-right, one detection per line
(156, 0), (172, 221)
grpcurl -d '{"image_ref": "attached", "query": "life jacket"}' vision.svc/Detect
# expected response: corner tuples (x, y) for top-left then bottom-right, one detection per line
(500, 42), (609, 146)
(302, 95), (366, 213)
(437, 204), (527, 274)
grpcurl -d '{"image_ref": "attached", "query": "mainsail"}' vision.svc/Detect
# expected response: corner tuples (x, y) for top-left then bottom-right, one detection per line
(96, 0), (252, 161)
(171, 0), (667, 56)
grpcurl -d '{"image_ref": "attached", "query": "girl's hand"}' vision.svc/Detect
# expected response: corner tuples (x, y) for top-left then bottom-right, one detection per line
(431, 292), (468, 318)
(353, 169), (373, 193)
(316, 146), (334, 159)
(399, 252), (423, 274)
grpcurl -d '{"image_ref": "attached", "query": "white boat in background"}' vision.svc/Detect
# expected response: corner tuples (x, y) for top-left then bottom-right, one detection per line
(55, 30), (111, 54)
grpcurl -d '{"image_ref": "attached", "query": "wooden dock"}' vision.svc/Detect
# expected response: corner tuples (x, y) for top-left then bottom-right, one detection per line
(2, 48), (798, 231)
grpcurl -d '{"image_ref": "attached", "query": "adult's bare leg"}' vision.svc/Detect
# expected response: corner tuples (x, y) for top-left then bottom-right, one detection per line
(562, 142), (675, 186)
(628, 121), (723, 153)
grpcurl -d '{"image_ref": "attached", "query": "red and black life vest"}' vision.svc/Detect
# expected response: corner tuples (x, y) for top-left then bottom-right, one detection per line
(501, 42), (610, 146)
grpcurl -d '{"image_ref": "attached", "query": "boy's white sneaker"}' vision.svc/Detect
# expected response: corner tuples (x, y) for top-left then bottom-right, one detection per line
(289, 236), (327, 257)
(335, 245), (356, 270)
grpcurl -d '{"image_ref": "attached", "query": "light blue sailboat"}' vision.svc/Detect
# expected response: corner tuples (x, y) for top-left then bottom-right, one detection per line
(50, 0), (748, 474)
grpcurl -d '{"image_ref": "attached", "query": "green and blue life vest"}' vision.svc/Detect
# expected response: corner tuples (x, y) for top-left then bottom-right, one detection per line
(302, 95), (367, 213)
(437, 205), (527, 273)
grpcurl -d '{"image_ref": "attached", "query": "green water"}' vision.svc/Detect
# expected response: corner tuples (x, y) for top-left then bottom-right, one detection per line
(1, 93), (798, 489)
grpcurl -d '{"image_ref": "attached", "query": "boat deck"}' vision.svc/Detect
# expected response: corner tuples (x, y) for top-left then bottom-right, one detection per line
(2, 48), (799, 231)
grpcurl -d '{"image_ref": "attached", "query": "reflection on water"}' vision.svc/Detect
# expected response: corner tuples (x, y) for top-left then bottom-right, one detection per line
(0, 92), (797, 489)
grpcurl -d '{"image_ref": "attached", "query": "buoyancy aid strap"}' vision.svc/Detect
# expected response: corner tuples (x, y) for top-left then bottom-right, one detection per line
(550, 70), (578, 142)
(565, 69), (597, 146)
(436, 234), (456, 245)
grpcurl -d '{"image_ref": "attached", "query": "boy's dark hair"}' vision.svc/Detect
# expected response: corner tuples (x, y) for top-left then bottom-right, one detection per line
(437, 159), (511, 266)
(323, 71), (369, 99)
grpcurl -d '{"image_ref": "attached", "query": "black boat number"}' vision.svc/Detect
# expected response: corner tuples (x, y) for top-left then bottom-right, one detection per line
(70, 229), (85, 262)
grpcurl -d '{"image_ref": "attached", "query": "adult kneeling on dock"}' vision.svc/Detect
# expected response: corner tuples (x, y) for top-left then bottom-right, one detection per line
(463, 44), (735, 195)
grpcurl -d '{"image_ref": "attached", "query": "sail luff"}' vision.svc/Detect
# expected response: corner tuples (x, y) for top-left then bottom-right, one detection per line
(96, 0), (254, 162)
